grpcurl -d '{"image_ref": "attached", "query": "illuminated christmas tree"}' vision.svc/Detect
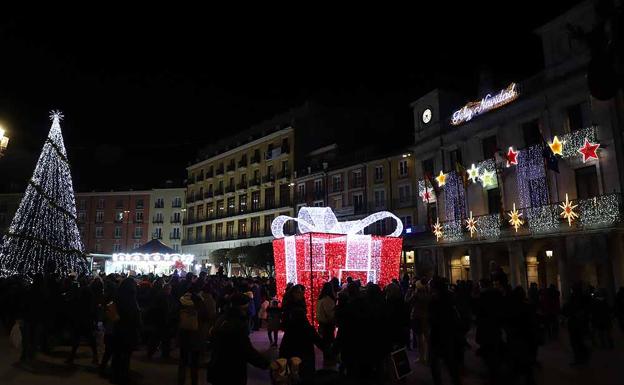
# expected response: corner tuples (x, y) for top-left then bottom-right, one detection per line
(0, 111), (88, 276)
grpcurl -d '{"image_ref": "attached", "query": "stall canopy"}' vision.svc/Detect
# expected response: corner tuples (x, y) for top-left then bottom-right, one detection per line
(110, 239), (194, 274)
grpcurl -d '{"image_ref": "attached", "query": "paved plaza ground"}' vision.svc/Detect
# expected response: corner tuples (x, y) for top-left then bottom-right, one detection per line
(1, 326), (623, 384)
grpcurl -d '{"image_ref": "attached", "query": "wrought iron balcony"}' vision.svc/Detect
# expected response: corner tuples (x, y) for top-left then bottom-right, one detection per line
(226, 163), (236, 173)
(204, 191), (214, 199)
(250, 155), (261, 165)
(206, 171), (214, 179)
(214, 188), (224, 197)
(216, 167), (224, 176)
(226, 185), (236, 194)
(238, 159), (248, 168)
(152, 218), (164, 224)
(237, 182), (248, 191)
(262, 174), (276, 184)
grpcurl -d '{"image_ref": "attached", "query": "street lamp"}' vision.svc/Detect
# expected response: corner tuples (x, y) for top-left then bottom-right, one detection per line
(545, 250), (553, 259)
(0, 127), (9, 158)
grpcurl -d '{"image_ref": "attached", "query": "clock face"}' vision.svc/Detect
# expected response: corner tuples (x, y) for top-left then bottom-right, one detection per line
(422, 108), (432, 124)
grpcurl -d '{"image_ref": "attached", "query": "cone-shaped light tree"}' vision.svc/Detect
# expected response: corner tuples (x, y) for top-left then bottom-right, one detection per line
(0, 111), (88, 276)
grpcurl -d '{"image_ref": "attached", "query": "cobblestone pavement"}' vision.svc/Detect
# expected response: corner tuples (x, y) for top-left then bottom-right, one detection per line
(1, 327), (623, 384)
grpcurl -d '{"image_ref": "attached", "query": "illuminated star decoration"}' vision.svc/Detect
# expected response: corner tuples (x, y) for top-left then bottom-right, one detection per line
(577, 138), (600, 163)
(507, 203), (524, 232)
(466, 211), (478, 238)
(420, 187), (434, 203)
(559, 193), (579, 227)
(480, 169), (496, 188)
(548, 136), (563, 156)
(467, 164), (480, 183)
(432, 218), (443, 242)
(506, 146), (519, 167)
(435, 171), (447, 187)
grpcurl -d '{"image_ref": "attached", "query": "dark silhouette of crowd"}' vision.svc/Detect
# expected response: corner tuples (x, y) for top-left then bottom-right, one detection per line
(0, 267), (622, 385)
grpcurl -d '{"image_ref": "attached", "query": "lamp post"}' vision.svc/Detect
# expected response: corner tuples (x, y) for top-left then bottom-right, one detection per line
(0, 127), (9, 158)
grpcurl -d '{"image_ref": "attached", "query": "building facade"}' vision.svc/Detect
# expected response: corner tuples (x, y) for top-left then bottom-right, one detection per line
(148, 188), (185, 252)
(405, 1), (624, 298)
(182, 127), (295, 265)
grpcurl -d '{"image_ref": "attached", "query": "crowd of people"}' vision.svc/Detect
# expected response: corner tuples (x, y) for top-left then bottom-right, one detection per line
(0, 265), (623, 385)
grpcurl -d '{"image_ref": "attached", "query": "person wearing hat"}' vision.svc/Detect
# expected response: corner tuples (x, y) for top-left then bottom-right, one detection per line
(206, 293), (269, 385)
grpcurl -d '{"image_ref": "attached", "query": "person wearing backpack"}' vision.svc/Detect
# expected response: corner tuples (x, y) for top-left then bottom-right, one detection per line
(178, 286), (204, 385)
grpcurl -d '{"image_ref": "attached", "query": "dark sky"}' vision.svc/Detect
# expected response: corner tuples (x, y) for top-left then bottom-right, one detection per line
(0, 2), (581, 192)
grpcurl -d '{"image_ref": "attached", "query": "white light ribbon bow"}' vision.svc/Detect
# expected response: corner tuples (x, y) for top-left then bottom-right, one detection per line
(271, 207), (403, 238)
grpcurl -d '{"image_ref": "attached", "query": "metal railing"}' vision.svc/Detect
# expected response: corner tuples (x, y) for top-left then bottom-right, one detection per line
(182, 201), (292, 225)
(238, 159), (248, 168)
(237, 182), (248, 190)
(262, 174), (276, 183)
(152, 218), (163, 224)
(227, 163), (236, 172)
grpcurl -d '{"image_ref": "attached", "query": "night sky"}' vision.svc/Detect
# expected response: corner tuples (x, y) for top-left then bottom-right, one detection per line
(0, 3), (580, 192)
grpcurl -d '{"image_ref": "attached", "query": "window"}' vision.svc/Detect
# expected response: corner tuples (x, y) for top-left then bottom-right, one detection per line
(218, 180), (223, 190)
(375, 219), (387, 235)
(79, 199), (86, 210)
(135, 211), (143, 222)
(482, 135), (498, 159)
(172, 212), (181, 223)
(229, 177), (234, 189)
(313, 200), (324, 207)
(241, 174), (247, 185)
(226, 222), (234, 238)
(297, 184), (305, 199)
(115, 211), (124, 222)
(196, 226), (203, 241)
(197, 205), (204, 220)
(78, 212), (86, 222)
(352, 170), (363, 187)
(398, 185), (411, 203)
(239, 195), (247, 213)
(428, 203), (438, 225)
(172, 227), (180, 239)
(187, 227), (194, 241)
(154, 227), (162, 239)
(98, 199), (105, 209)
(374, 190), (386, 207)
(95, 226), (103, 238)
(155, 198), (164, 208)
(353, 193), (364, 212)
(575, 166), (599, 199)
(566, 103), (584, 132)
(227, 197), (235, 215)
(251, 217), (260, 236)
(522, 119), (542, 147)
(239, 219), (247, 237)
(134, 227), (143, 238)
(314, 179), (323, 194)
(264, 215), (274, 235)
(487, 188), (501, 214)
(449, 148), (462, 169)
(113, 243), (121, 252)
(96, 211), (104, 222)
(215, 223), (223, 240)
(282, 160), (288, 172)
(253, 169), (260, 183)
(332, 175), (342, 192)
(217, 200), (224, 215)
(422, 158), (434, 177)
(205, 225), (212, 241)
(399, 160), (408, 177)
(136, 199), (144, 209)
(265, 188), (275, 208)
(252, 191), (260, 210)
(155, 212), (164, 222)
(375, 165), (384, 181)
(206, 203), (214, 219)
(172, 197), (182, 207)
(114, 226), (122, 238)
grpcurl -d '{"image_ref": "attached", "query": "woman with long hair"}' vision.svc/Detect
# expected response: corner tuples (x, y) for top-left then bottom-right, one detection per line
(316, 282), (336, 362)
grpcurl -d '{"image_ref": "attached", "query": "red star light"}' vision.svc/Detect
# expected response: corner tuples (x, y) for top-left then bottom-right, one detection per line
(506, 146), (518, 167)
(578, 138), (600, 163)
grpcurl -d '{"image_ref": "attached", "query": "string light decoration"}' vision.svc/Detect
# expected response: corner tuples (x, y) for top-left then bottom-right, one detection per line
(506, 147), (519, 167)
(508, 203), (524, 232)
(559, 193), (579, 226)
(577, 194), (621, 227)
(578, 138), (600, 163)
(526, 204), (560, 233)
(517, 145), (549, 209)
(467, 164), (480, 183)
(272, 207), (403, 325)
(466, 211), (478, 238)
(561, 126), (598, 159)
(432, 218), (443, 242)
(435, 171), (447, 187)
(0, 111), (88, 276)
(548, 136), (563, 156)
(418, 179), (436, 203)
(478, 213), (501, 239)
(444, 171), (467, 221)
(442, 219), (464, 242)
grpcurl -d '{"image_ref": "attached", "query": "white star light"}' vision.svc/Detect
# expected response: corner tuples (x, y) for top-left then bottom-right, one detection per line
(480, 169), (496, 188)
(467, 164), (480, 183)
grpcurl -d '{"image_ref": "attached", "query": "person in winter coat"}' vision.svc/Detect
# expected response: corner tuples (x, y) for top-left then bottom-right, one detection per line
(562, 283), (591, 366)
(66, 277), (99, 365)
(279, 305), (324, 380)
(590, 288), (614, 349)
(207, 293), (269, 385)
(266, 299), (281, 347)
(178, 286), (206, 385)
(316, 282), (336, 362)
(111, 278), (141, 385)
(146, 283), (175, 359)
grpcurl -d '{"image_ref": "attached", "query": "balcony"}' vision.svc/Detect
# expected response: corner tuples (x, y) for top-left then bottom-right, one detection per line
(197, 173), (205, 182)
(170, 217), (181, 223)
(154, 202), (164, 209)
(249, 178), (261, 189)
(152, 218), (164, 224)
(226, 163), (236, 173)
(226, 185), (236, 194)
(170, 233), (181, 240)
(351, 179), (364, 189)
(172, 202), (182, 208)
(238, 159), (248, 169)
(187, 177), (196, 185)
(331, 182), (343, 193)
(237, 182), (248, 191)
(153, 234), (163, 240)
(181, 201), (294, 225)
(186, 196), (195, 204)
(262, 174), (276, 185)
(412, 193), (623, 246)
(277, 170), (290, 180)
(216, 167), (224, 176)
(204, 191), (214, 199)
(214, 188), (224, 197)
(250, 155), (261, 165)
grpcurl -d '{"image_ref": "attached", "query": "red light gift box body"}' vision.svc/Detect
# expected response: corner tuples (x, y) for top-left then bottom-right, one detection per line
(271, 207), (403, 324)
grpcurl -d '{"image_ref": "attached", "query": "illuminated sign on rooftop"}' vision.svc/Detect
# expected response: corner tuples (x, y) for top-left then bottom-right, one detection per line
(451, 83), (518, 126)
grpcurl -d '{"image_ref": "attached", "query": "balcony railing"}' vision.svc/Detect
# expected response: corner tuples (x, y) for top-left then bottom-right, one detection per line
(250, 155), (261, 164)
(182, 200), (293, 225)
(249, 178), (261, 187)
(170, 233), (181, 239)
(351, 179), (364, 188)
(277, 170), (290, 180)
(182, 231), (271, 245)
(238, 159), (248, 168)
(197, 173), (205, 182)
(154, 202), (164, 208)
(186, 196), (195, 204)
(205, 191), (214, 199)
(206, 171), (214, 179)
(216, 167), (224, 176)
(172, 202), (182, 208)
(262, 174), (276, 184)
(170, 217), (181, 223)
(226, 185), (236, 194)
(214, 188), (224, 196)
(412, 193), (623, 245)
(226, 163), (236, 172)
(237, 182), (248, 190)
(152, 218), (164, 224)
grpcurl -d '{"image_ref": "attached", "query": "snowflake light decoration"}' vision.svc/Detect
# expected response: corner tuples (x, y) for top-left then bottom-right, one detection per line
(507, 203), (524, 232)
(467, 163), (480, 183)
(432, 218), (443, 242)
(559, 193), (579, 226)
(480, 169), (496, 188)
(465, 211), (478, 238)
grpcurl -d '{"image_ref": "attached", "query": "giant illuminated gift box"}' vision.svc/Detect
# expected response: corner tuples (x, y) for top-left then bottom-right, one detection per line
(271, 207), (403, 323)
